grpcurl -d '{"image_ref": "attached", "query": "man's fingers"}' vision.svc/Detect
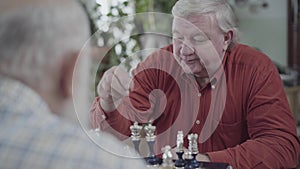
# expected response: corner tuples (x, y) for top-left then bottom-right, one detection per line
(111, 75), (131, 95)
(97, 66), (132, 101)
(111, 66), (132, 95)
(113, 66), (132, 86)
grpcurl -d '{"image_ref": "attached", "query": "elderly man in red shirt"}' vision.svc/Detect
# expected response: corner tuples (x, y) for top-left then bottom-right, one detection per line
(90, 0), (300, 168)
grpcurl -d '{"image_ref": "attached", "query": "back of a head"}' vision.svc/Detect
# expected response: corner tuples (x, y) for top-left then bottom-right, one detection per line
(0, 0), (90, 84)
(172, 0), (239, 42)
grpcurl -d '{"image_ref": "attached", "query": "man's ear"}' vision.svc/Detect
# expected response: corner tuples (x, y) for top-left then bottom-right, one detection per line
(223, 30), (233, 50)
(60, 52), (78, 98)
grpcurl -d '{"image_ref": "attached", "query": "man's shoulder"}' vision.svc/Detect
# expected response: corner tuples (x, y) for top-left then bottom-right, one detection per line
(144, 44), (174, 63)
(0, 111), (144, 169)
(0, 77), (145, 168)
(228, 43), (274, 69)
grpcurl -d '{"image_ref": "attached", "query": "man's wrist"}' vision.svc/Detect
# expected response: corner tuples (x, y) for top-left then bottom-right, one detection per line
(99, 98), (120, 112)
(100, 99), (115, 112)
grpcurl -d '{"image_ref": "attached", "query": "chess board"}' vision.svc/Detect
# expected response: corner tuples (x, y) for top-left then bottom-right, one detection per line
(130, 122), (232, 169)
(144, 157), (232, 169)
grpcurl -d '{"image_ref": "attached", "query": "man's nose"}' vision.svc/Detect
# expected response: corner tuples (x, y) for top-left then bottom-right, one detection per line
(180, 42), (194, 56)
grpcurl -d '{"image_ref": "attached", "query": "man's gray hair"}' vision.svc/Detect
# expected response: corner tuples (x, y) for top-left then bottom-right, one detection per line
(172, 0), (239, 43)
(0, 1), (90, 85)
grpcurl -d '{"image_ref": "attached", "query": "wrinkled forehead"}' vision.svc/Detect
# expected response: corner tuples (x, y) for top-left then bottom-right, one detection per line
(172, 14), (217, 35)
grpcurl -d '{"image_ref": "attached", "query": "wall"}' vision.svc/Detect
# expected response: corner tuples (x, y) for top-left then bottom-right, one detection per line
(232, 0), (288, 66)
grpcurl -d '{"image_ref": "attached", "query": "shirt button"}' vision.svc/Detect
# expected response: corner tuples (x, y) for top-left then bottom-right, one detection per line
(195, 120), (200, 125)
(197, 93), (202, 97)
(211, 85), (216, 89)
(101, 114), (106, 120)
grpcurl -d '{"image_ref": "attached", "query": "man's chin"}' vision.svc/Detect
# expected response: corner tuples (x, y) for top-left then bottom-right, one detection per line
(182, 68), (207, 77)
(194, 72), (209, 78)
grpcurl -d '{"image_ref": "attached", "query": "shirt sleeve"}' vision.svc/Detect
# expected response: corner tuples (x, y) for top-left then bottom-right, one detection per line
(89, 97), (133, 139)
(89, 64), (160, 140)
(207, 63), (300, 168)
(89, 45), (174, 140)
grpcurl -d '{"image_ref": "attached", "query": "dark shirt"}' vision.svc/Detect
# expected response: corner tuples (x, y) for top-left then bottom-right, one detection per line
(90, 44), (299, 168)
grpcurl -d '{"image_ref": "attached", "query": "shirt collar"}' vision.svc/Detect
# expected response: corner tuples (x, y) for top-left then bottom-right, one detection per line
(0, 75), (50, 116)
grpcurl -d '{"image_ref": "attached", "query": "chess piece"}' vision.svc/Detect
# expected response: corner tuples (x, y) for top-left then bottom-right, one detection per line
(184, 151), (194, 169)
(144, 122), (159, 166)
(161, 145), (174, 169)
(176, 131), (184, 151)
(175, 131), (185, 168)
(130, 122), (142, 154)
(188, 133), (200, 169)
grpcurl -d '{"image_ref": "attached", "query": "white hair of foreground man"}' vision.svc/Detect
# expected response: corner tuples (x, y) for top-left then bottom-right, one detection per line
(172, 0), (239, 43)
(0, 1), (90, 90)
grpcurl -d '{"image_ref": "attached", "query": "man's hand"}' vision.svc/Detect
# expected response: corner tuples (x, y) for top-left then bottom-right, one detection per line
(97, 66), (132, 112)
(171, 147), (211, 162)
(196, 153), (211, 162)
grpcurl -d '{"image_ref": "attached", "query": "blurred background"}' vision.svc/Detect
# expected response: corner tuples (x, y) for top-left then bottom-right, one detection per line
(79, 0), (300, 134)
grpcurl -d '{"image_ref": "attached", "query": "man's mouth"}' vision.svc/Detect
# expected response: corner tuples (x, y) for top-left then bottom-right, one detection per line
(181, 58), (198, 64)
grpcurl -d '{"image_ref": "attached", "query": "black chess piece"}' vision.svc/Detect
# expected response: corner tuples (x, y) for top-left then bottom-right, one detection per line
(188, 133), (200, 169)
(184, 152), (194, 169)
(175, 131), (185, 168)
(175, 150), (185, 168)
(145, 140), (159, 165)
(144, 123), (159, 166)
(190, 153), (201, 169)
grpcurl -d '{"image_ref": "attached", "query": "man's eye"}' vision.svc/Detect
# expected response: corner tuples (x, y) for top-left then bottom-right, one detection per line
(193, 36), (207, 42)
(173, 35), (183, 40)
(172, 33), (183, 39)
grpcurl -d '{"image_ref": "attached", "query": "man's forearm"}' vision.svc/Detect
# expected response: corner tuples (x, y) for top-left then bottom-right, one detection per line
(90, 97), (132, 139)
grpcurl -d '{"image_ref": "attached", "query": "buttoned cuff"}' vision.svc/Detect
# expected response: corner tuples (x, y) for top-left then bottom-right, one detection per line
(90, 97), (120, 129)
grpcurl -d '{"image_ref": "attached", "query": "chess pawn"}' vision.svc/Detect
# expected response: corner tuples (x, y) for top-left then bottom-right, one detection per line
(144, 123), (159, 166)
(130, 122), (142, 154)
(161, 145), (174, 169)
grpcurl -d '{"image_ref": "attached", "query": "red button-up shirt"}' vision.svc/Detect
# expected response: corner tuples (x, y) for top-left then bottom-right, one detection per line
(90, 44), (299, 169)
